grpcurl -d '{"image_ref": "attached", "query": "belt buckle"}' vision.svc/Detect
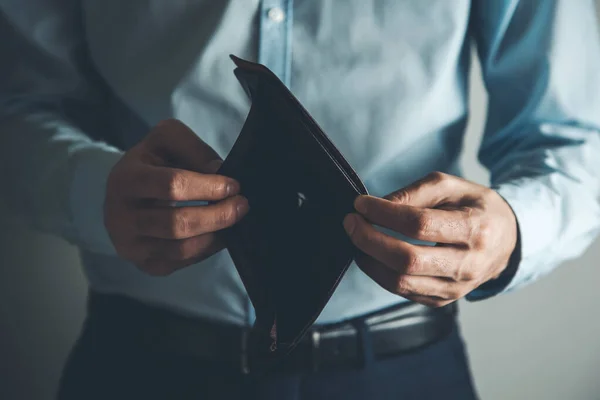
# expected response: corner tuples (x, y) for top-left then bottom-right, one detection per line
(241, 328), (250, 375)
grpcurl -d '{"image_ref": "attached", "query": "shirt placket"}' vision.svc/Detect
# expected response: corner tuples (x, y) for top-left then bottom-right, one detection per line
(258, 0), (294, 87)
(246, 0), (294, 326)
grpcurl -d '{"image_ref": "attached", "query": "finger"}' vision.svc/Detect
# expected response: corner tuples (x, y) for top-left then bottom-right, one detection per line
(404, 295), (454, 308)
(134, 195), (249, 239)
(356, 254), (461, 300)
(355, 253), (405, 295)
(354, 195), (475, 245)
(138, 233), (223, 276)
(394, 275), (458, 299)
(146, 119), (221, 173)
(344, 213), (466, 278)
(126, 164), (240, 201)
(385, 172), (477, 208)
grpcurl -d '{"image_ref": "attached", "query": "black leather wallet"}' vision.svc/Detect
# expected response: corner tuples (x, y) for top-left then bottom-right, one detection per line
(218, 55), (368, 369)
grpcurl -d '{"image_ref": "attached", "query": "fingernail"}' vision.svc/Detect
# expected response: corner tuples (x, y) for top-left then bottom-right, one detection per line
(237, 197), (249, 215)
(226, 180), (240, 196)
(207, 159), (224, 174)
(354, 195), (368, 214)
(343, 214), (356, 235)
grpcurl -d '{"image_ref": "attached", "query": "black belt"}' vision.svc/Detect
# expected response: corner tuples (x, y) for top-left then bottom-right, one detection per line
(86, 292), (457, 375)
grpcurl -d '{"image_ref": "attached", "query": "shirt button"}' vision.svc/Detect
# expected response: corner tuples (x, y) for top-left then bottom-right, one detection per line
(267, 7), (285, 23)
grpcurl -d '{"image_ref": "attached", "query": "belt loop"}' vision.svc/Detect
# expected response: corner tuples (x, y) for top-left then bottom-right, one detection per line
(351, 319), (374, 368)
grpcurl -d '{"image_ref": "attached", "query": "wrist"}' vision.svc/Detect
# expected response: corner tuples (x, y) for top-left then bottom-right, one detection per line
(467, 189), (522, 301)
(69, 144), (123, 254)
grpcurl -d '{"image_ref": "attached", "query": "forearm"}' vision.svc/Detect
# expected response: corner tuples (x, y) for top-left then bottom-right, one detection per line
(0, 4), (125, 254)
(494, 131), (600, 291)
(468, 125), (600, 300)
(0, 112), (122, 254)
(468, 0), (600, 299)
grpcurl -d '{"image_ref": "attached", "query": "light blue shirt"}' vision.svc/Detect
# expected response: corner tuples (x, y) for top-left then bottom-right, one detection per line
(1, 0), (600, 326)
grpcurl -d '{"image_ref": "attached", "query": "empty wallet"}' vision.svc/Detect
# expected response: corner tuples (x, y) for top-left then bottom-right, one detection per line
(218, 55), (368, 370)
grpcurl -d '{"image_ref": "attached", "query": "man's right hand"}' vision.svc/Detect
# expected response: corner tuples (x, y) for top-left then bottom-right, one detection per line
(104, 119), (249, 276)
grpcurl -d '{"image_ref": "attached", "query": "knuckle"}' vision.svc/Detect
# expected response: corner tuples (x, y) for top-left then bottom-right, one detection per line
(395, 275), (412, 295)
(167, 172), (189, 200)
(478, 223), (493, 246)
(390, 189), (411, 204)
(426, 171), (447, 184)
(426, 171), (454, 191)
(465, 217), (478, 245)
(404, 251), (421, 274)
(472, 219), (492, 249)
(446, 287), (463, 300)
(459, 267), (476, 282)
(414, 211), (434, 238)
(482, 188), (499, 202)
(172, 209), (192, 238)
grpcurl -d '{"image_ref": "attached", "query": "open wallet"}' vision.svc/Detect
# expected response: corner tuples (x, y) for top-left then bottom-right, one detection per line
(217, 55), (368, 372)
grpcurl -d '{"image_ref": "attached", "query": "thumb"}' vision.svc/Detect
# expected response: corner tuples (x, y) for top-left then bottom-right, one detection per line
(146, 119), (222, 173)
(385, 172), (470, 208)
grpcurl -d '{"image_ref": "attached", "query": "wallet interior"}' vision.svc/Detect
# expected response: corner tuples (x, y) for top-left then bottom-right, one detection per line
(218, 56), (368, 366)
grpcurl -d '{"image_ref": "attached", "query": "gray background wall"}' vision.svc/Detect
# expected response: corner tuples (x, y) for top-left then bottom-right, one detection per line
(1, 28), (600, 400)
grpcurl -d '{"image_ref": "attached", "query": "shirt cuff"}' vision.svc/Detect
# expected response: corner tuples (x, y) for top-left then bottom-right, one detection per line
(466, 180), (548, 301)
(69, 145), (123, 255)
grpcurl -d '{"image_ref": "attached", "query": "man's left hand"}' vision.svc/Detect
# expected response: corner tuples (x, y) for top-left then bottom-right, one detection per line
(343, 172), (517, 307)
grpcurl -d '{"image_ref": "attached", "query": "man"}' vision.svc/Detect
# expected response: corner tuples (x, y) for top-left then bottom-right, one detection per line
(1, 0), (599, 399)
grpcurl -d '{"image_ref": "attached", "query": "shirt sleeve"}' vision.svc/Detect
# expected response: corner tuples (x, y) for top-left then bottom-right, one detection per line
(467, 0), (600, 300)
(0, 2), (122, 255)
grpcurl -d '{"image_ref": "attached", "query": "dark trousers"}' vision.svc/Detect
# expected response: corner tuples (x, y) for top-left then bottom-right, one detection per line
(58, 308), (478, 400)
